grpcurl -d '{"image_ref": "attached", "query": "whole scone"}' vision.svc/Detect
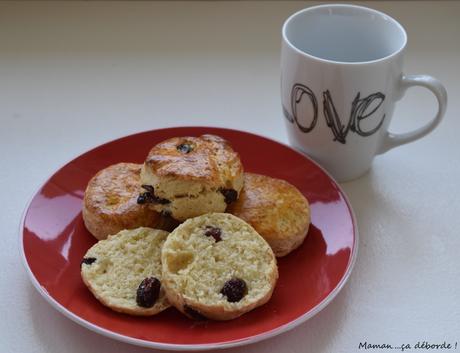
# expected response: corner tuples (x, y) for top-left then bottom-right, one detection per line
(81, 227), (170, 316)
(161, 213), (278, 321)
(227, 173), (310, 257)
(82, 163), (175, 240)
(140, 135), (244, 221)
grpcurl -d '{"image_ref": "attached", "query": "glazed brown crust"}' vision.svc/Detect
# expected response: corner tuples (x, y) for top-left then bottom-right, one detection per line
(227, 173), (310, 257)
(83, 163), (161, 240)
(144, 135), (243, 187)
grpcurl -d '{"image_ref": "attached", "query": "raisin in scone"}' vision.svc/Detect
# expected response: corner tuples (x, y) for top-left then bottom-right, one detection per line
(139, 135), (244, 221)
(81, 227), (170, 316)
(82, 163), (166, 240)
(161, 213), (278, 321)
(227, 173), (310, 257)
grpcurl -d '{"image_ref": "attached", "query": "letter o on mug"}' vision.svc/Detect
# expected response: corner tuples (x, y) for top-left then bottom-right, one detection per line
(280, 4), (447, 182)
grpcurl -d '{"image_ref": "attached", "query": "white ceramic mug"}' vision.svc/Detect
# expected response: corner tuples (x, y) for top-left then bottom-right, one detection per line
(281, 4), (447, 182)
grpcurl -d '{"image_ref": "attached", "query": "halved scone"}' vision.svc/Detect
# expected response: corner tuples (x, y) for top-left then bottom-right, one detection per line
(81, 227), (170, 316)
(161, 213), (278, 320)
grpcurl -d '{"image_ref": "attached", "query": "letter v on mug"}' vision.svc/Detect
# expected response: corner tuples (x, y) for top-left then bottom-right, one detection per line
(281, 4), (447, 182)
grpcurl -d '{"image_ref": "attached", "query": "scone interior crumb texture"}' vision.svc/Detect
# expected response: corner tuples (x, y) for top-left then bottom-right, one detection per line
(161, 213), (278, 320)
(140, 135), (244, 221)
(81, 227), (170, 316)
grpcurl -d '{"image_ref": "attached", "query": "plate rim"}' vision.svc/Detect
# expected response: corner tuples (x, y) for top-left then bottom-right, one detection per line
(19, 126), (359, 351)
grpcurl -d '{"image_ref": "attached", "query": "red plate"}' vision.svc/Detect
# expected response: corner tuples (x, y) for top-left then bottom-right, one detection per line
(21, 127), (357, 350)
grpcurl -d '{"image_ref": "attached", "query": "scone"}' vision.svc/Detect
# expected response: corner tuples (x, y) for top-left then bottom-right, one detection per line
(227, 173), (310, 257)
(82, 163), (170, 240)
(139, 135), (244, 221)
(161, 213), (278, 321)
(81, 227), (170, 316)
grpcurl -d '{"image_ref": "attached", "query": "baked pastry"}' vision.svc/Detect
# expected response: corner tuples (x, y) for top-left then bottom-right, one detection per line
(161, 213), (278, 321)
(81, 227), (170, 316)
(227, 173), (310, 257)
(139, 135), (244, 222)
(82, 163), (167, 240)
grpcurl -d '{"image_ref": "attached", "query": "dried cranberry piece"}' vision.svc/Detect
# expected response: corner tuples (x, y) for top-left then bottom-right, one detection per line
(141, 184), (155, 193)
(154, 196), (171, 205)
(137, 192), (149, 204)
(219, 188), (238, 204)
(160, 210), (172, 218)
(220, 278), (247, 303)
(177, 143), (193, 154)
(136, 188), (170, 205)
(81, 257), (96, 266)
(183, 305), (207, 320)
(204, 226), (222, 242)
(136, 277), (161, 308)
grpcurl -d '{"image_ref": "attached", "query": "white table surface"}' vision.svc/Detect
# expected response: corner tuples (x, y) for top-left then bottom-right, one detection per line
(1, 1), (459, 352)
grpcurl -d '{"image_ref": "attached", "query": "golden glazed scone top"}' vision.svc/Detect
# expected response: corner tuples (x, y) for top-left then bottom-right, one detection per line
(83, 163), (161, 240)
(227, 173), (310, 257)
(84, 163), (152, 216)
(144, 135), (243, 187)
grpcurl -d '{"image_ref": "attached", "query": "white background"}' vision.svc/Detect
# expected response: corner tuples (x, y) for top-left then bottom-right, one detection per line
(1, 1), (459, 352)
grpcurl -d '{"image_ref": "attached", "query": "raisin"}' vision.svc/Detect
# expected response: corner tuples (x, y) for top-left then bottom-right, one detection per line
(154, 196), (171, 205)
(137, 192), (148, 204)
(220, 278), (247, 303)
(141, 184), (155, 193)
(81, 257), (96, 266)
(183, 305), (207, 320)
(137, 190), (170, 205)
(160, 210), (172, 218)
(177, 143), (193, 154)
(204, 226), (222, 242)
(219, 188), (238, 204)
(136, 277), (161, 308)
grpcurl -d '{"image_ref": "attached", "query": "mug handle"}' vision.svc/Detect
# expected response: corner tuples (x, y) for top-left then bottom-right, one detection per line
(378, 74), (447, 154)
